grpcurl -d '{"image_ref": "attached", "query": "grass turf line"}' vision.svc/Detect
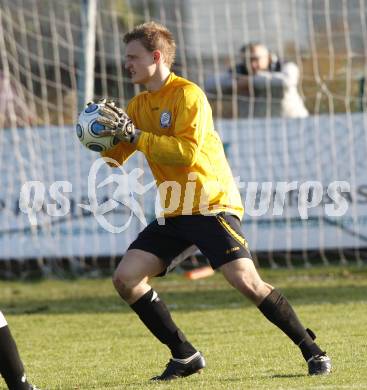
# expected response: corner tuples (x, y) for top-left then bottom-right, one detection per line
(0, 266), (366, 389)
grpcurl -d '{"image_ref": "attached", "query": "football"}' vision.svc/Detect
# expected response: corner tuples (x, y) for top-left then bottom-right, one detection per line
(76, 102), (119, 152)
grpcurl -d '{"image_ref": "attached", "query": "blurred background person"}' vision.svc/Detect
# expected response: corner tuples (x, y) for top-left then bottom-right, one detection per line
(205, 43), (309, 118)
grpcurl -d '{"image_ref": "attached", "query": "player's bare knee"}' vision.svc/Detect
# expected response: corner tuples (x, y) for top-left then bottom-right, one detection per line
(232, 275), (267, 303)
(112, 269), (136, 297)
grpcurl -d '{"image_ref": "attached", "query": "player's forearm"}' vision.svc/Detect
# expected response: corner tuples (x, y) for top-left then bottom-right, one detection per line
(137, 132), (198, 166)
(130, 128), (141, 145)
(100, 142), (136, 166)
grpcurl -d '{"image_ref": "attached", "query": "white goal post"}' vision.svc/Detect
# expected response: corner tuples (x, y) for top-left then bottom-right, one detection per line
(0, 0), (367, 276)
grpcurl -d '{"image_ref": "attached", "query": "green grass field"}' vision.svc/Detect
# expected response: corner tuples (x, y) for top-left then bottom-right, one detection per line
(1, 266), (366, 389)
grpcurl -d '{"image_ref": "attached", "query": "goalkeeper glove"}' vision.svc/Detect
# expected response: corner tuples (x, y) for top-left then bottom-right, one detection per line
(95, 99), (140, 144)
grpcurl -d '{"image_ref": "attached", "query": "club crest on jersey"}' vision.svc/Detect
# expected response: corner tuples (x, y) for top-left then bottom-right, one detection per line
(160, 111), (172, 128)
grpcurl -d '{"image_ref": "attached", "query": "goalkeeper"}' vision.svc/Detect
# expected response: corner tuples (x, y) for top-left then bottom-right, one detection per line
(96, 21), (331, 381)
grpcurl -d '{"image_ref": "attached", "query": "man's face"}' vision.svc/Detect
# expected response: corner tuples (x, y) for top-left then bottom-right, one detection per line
(125, 40), (157, 84)
(245, 45), (270, 74)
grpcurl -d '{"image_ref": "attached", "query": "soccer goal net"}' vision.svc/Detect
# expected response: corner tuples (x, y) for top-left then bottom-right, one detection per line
(0, 0), (366, 276)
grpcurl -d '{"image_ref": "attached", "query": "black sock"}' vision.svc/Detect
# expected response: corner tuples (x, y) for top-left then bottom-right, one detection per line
(258, 289), (323, 361)
(130, 289), (197, 359)
(0, 325), (30, 390)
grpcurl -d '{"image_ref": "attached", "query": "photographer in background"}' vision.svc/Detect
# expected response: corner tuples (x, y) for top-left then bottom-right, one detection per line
(205, 43), (309, 118)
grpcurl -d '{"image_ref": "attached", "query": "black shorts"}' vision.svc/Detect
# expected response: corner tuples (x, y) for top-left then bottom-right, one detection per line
(128, 212), (251, 273)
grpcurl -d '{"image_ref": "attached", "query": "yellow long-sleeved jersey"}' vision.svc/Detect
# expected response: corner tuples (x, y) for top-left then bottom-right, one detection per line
(101, 73), (244, 219)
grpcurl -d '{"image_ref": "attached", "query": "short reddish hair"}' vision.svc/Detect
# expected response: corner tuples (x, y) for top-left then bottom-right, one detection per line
(123, 22), (176, 69)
